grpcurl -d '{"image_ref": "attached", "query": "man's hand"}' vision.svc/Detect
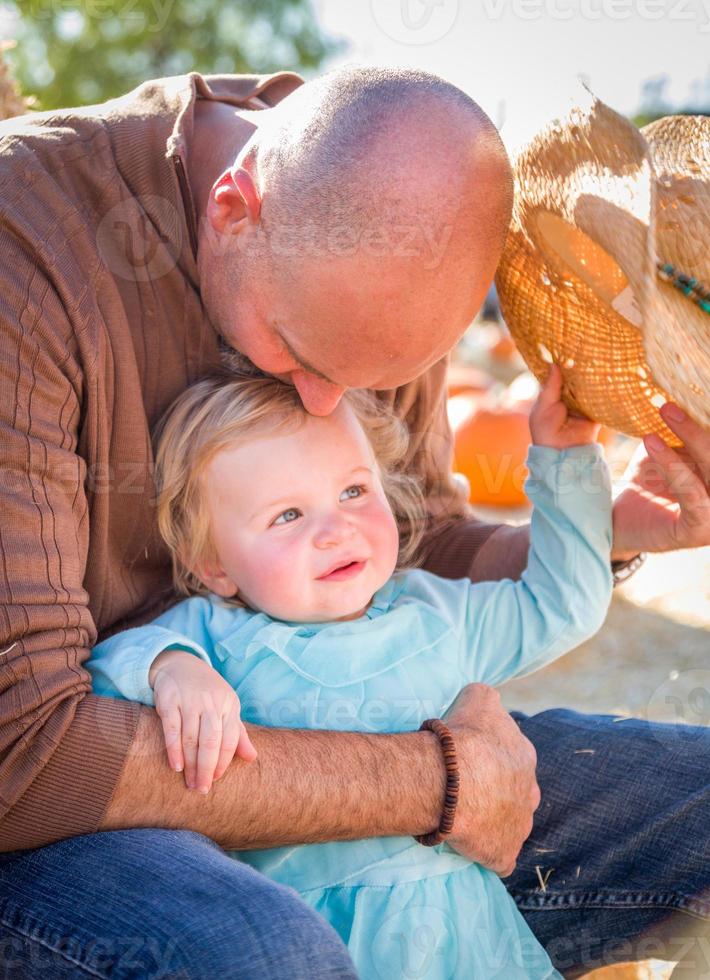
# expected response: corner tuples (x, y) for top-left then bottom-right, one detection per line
(611, 402), (710, 559)
(442, 683), (540, 877)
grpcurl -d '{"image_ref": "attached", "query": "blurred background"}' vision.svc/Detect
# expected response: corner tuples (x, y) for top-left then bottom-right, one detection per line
(1, 0), (708, 125)
(1, 4), (708, 977)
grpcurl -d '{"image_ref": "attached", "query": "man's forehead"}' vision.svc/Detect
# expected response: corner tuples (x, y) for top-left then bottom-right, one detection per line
(285, 318), (455, 388)
(275, 298), (456, 383)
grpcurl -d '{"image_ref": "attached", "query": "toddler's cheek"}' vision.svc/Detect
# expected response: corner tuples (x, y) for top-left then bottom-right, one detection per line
(371, 508), (400, 570)
(261, 557), (312, 618)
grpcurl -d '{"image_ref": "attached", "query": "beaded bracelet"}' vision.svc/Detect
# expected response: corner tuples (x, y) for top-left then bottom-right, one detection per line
(611, 552), (647, 586)
(414, 718), (460, 847)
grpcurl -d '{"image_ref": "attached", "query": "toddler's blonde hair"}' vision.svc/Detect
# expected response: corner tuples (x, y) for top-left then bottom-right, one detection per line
(153, 371), (427, 602)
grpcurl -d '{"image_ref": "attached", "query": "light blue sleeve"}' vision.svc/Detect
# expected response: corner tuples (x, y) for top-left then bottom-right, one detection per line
(85, 596), (215, 707)
(462, 442), (614, 687)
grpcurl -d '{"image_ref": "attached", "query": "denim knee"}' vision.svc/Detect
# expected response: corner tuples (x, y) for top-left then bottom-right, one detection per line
(0, 829), (357, 979)
(162, 840), (357, 979)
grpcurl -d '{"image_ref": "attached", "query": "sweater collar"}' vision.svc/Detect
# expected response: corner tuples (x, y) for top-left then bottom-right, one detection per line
(165, 71), (304, 269)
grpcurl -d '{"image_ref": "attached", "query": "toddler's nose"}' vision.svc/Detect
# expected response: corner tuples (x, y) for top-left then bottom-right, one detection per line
(313, 513), (356, 549)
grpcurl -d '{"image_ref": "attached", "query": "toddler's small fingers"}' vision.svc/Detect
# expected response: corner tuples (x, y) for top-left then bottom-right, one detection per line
(236, 723), (258, 763)
(213, 718), (241, 782)
(539, 362), (562, 402)
(181, 711), (200, 790)
(195, 709), (222, 794)
(569, 419), (601, 443)
(158, 701), (184, 773)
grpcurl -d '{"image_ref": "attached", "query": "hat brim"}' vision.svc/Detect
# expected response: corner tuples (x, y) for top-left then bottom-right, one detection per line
(496, 89), (708, 444)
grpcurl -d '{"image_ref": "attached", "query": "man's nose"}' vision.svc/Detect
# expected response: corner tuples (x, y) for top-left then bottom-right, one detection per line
(313, 512), (356, 549)
(290, 370), (346, 416)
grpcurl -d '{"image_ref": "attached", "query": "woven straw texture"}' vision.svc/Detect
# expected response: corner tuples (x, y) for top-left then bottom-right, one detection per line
(642, 114), (710, 429)
(496, 91), (709, 443)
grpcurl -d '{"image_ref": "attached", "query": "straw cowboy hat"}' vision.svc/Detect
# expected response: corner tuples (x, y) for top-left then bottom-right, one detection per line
(495, 86), (710, 445)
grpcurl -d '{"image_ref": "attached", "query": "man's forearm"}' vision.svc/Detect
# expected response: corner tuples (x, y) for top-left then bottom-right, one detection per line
(100, 706), (447, 849)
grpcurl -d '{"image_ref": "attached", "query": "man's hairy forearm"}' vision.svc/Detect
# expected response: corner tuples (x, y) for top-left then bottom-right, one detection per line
(100, 706), (446, 849)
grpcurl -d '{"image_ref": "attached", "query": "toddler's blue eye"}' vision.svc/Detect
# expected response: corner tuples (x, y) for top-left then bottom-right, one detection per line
(341, 484), (365, 501)
(274, 508), (301, 526)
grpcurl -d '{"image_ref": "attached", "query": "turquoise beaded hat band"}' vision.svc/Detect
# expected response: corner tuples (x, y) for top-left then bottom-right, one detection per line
(656, 263), (710, 316)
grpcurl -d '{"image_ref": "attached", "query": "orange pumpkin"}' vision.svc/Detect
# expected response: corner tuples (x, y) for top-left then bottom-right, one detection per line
(449, 391), (532, 507)
(449, 382), (618, 507)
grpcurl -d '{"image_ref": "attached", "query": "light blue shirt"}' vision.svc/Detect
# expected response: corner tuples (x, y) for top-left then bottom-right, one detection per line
(88, 443), (613, 979)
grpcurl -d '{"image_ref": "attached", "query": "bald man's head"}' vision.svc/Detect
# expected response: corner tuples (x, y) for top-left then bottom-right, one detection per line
(197, 66), (513, 414)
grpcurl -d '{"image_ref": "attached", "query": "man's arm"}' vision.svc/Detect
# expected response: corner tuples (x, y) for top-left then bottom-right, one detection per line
(101, 707), (445, 846)
(100, 684), (538, 877)
(419, 515), (532, 583)
(0, 255), (142, 853)
(85, 597), (540, 873)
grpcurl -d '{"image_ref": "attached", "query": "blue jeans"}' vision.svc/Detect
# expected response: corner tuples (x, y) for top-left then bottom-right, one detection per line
(0, 828), (356, 978)
(0, 709), (708, 979)
(507, 709), (710, 977)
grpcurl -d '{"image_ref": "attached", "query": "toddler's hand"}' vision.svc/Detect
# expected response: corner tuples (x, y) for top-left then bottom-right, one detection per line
(529, 363), (601, 450)
(149, 650), (257, 794)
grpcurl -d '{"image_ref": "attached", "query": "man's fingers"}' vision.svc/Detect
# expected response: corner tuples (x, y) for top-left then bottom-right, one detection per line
(644, 434), (710, 543)
(532, 784), (541, 812)
(498, 862), (517, 879)
(632, 452), (674, 498)
(644, 435), (709, 503)
(444, 681), (499, 721)
(659, 402), (710, 485)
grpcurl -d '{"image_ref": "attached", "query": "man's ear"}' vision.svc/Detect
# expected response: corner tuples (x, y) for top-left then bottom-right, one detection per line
(205, 166), (261, 236)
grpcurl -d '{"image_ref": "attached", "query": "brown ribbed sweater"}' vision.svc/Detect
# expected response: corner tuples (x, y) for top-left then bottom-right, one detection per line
(0, 71), (530, 852)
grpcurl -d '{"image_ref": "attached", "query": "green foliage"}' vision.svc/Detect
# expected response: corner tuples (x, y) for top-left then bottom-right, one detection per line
(632, 73), (709, 128)
(633, 109), (709, 128)
(3, 0), (339, 109)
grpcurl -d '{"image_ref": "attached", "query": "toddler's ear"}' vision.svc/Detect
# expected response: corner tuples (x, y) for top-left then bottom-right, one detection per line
(188, 554), (239, 599)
